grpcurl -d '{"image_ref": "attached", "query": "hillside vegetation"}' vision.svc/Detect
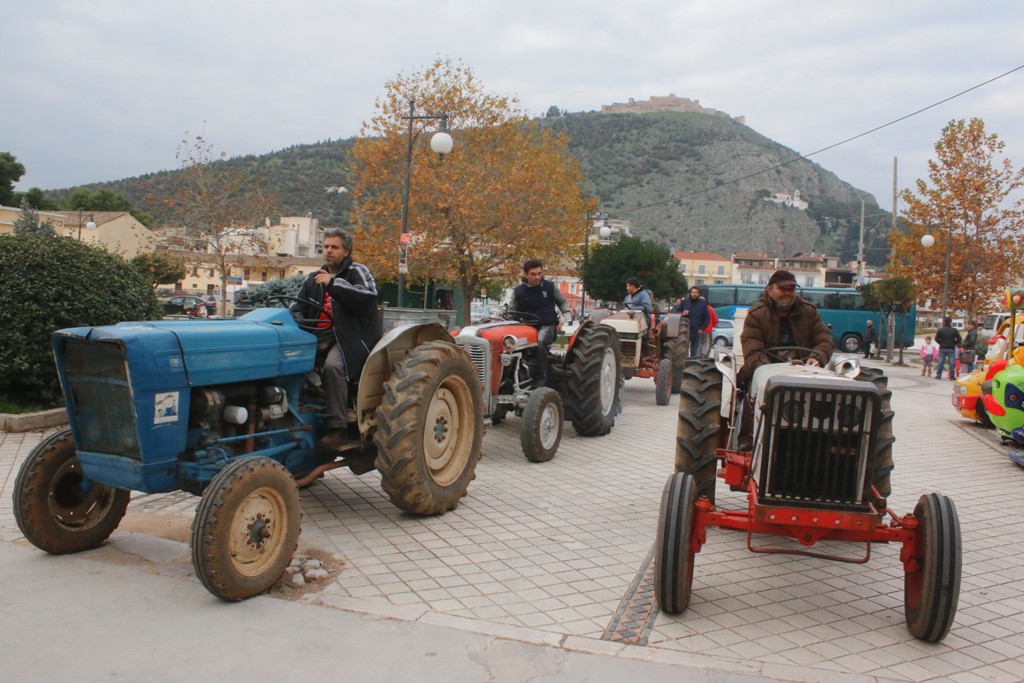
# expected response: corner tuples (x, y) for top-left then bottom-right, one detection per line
(55, 112), (892, 265)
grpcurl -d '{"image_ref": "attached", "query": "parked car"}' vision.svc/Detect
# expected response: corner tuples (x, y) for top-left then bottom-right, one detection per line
(711, 319), (734, 349)
(163, 295), (214, 318)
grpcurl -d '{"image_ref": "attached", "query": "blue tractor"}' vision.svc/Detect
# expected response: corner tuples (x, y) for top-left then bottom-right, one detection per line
(13, 307), (483, 601)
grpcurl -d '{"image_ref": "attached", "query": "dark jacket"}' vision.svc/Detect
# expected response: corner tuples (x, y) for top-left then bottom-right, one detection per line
(741, 293), (834, 372)
(673, 295), (710, 333)
(934, 325), (962, 350)
(511, 278), (562, 327)
(294, 256), (382, 380)
(864, 323), (878, 344)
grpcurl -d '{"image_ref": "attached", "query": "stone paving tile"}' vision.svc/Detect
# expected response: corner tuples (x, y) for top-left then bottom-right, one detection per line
(2, 360), (1023, 681)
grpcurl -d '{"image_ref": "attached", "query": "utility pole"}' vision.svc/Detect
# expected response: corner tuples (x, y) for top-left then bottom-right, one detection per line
(857, 200), (865, 280)
(888, 158), (897, 363)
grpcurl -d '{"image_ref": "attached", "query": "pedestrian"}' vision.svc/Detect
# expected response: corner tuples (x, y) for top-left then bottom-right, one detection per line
(920, 335), (938, 376)
(703, 304), (719, 356)
(934, 316), (962, 381)
(508, 259), (569, 387)
(961, 321), (979, 373)
(673, 286), (710, 357)
(292, 228), (381, 450)
(863, 320), (878, 359)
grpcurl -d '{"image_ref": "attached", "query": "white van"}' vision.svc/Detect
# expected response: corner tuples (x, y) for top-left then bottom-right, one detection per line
(950, 319), (966, 330)
(982, 312), (1010, 338)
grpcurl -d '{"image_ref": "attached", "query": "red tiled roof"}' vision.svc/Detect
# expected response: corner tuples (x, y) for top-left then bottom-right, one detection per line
(674, 250), (730, 261)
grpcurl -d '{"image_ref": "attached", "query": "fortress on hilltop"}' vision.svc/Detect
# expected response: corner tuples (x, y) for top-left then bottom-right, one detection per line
(601, 94), (745, 125)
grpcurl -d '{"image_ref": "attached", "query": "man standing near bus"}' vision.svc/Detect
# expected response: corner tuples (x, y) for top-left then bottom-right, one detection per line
(739, 270), (834, 384)
(863, 320), (877, 359)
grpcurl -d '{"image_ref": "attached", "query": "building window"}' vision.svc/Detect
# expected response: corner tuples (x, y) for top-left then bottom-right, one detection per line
(679, 263), (686, 272)
(804, 276), (814, 287)
(717, 265), (725, 275)
(758, 274), (767, 285)
(714, 279), (725, 284)
(695, 278), (705, 285)
(741, 273), (753, 284)
(698, 264), (706, 274)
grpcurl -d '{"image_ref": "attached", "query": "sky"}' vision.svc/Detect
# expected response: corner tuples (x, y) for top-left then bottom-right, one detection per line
(4, 1), (1023, 220)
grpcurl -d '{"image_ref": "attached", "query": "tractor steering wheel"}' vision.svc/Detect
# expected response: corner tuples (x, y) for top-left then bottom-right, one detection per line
(502, 310), (542, 326)
(265, 295), (333, 330)
(763, 346), (821, 366)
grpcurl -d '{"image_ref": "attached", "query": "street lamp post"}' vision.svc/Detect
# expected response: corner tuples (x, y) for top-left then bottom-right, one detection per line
(398, 98), (454, 308)
(920, 228), (951, 322)
(77, 211), (96, 241)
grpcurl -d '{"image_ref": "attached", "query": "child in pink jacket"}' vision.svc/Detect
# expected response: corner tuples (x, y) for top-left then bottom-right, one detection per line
(920, 336), (939, 376)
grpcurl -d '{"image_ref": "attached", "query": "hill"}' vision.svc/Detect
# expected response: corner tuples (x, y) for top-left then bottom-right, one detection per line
(58, 111), (893, 266)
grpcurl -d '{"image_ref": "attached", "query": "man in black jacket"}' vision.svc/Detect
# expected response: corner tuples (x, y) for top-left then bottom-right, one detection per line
(508, 259), (568, 387)
(934, 316), (962, 381)
(292, 228), (381, 449)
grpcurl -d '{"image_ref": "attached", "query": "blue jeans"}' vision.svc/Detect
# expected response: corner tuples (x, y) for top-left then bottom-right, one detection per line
(689, 332), (703, 357)
(936, 348), (956, 379)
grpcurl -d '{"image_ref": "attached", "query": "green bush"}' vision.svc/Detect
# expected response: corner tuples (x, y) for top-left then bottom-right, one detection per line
(0, 235), (162, 404)
(235, 274), (305, 307)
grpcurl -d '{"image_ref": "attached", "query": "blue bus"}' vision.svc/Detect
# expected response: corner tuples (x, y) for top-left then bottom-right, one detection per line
(704, 283), (915, 353)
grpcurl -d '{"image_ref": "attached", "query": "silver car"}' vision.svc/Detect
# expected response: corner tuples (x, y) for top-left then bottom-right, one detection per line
(711, 319), (734, 349)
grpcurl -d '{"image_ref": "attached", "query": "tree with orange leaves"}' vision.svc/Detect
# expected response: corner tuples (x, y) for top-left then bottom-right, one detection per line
(349, 57), (595, 320)
(889, 118), (1024, 320)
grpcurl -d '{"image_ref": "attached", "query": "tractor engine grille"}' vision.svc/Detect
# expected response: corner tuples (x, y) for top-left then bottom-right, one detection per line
(455, 336), (489, 389)
(62, 338), (141, 459)
(757, 382), (880, 510)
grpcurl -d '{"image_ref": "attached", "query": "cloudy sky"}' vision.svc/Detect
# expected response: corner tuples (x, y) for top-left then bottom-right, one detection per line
(4, 1), (1022, 217)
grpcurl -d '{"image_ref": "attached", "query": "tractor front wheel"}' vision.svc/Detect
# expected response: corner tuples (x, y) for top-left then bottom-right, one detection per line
(191, 456), (302, 601)
(655, 472), (698, 615)
(14, 428), (130, 554)
(905, 493), (961, 642)
(375, 342), (483, 515)
(520, 387), (563, 463)
(655, 358), (673, 406)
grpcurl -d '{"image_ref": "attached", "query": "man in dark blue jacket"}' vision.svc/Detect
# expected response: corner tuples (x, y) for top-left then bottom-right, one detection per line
(508, 259), (568, 387)
(673, 286), (710, 357)
(292, 228), (381, 449)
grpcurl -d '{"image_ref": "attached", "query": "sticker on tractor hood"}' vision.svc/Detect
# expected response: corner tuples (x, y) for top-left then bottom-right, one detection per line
(154, 392), (180, 424)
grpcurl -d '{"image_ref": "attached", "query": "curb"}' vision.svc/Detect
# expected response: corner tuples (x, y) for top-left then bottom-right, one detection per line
(1, 408), (68, 433)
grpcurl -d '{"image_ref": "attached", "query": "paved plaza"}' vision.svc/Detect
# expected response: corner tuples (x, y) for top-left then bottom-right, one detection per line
(2, 356), (1023, 682)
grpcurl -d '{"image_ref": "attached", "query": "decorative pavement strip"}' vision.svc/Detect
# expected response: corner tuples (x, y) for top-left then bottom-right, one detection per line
(602, 546), (659, 645)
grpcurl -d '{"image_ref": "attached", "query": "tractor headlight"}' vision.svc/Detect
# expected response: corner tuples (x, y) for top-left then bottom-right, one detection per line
(503, 335), (517, 353)
(781, 399), (805, 424)
(838, 404), (862, 428)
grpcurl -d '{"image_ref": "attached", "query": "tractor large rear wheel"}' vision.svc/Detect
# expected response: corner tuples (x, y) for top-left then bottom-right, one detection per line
(675, 357), (722, 504)
(563, 325), (621, 436)
(655, 472), (698, 614)
(905, 493), (961, 642)
(857, 367), (894, 501)
(191, 456), (302, 601)
(14, 428), (130, 554)
(665, 323), (690, 394)
(375, 342), (483, 515)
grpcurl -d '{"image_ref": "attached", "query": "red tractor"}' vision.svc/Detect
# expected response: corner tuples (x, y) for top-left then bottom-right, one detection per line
(453, 314), (621, 462)
(657, 351), (962, 642)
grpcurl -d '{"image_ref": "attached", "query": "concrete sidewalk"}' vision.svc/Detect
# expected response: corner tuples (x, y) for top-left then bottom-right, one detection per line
(2, 358), (1022, 682)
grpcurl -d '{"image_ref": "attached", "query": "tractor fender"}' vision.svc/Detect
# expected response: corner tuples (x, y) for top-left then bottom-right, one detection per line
(659, 313), (686, 339)
(356, 322), (458, 435)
